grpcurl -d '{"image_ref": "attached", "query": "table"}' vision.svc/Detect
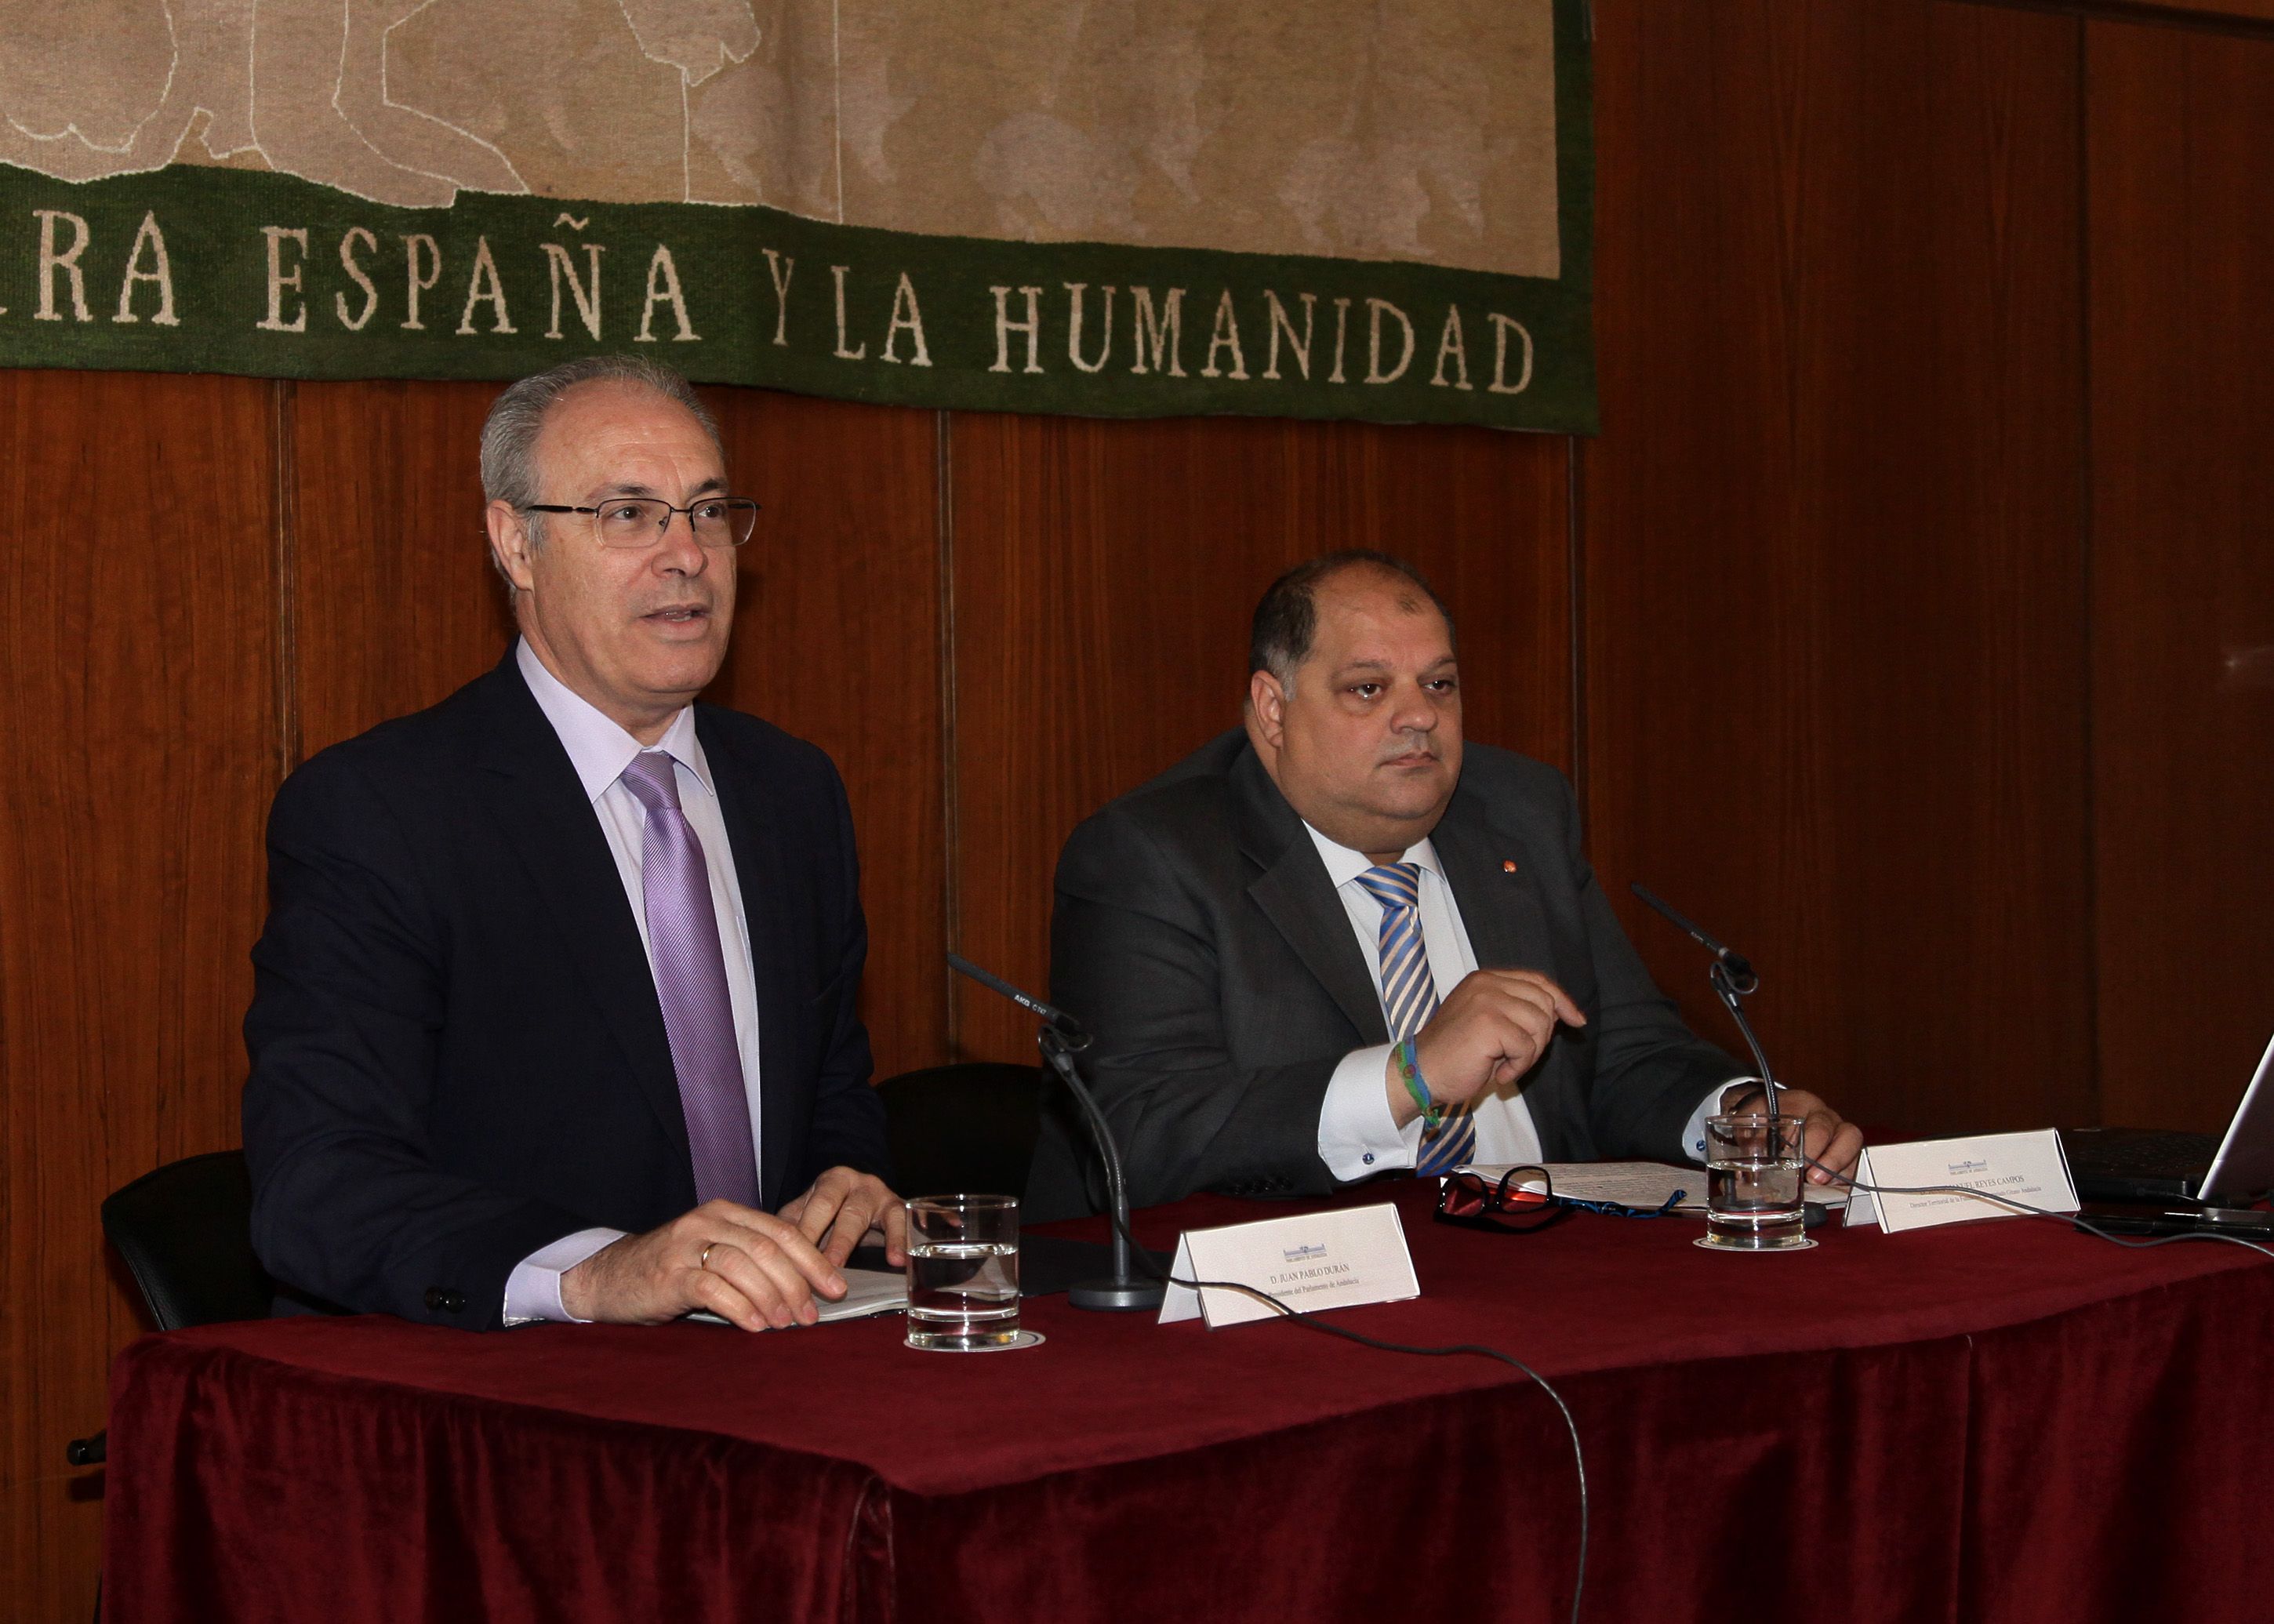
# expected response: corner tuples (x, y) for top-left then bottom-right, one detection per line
(104, 1181), (2274, 1623)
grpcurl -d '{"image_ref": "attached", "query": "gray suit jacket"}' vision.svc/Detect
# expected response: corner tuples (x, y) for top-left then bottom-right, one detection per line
(1026, 730), (1740, 1220)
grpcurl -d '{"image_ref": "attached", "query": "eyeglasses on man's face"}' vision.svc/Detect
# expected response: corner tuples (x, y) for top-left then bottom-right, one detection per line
(523, 495), (761, 549)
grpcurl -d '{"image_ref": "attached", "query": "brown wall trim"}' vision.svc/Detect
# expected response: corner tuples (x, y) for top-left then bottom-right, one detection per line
(935, 409), (962, 1058)
(1957, 0), (2274, 42)
(270, 379), (300, 777)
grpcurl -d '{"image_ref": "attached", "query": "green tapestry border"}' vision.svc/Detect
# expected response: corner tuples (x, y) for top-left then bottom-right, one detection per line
(0, 1), (1593, 434)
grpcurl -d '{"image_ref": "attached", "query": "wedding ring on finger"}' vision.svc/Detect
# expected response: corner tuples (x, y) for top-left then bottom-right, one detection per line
(699, 1243), (715, 1271)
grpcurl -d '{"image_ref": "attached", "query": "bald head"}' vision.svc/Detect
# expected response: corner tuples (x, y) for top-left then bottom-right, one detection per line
(1249, 550), (1456, 684)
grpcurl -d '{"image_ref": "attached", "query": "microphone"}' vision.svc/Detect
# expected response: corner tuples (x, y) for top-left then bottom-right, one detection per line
(946, 954), (1088, 1044)
(947, 955), (1166, 1312)
(1629, 884), (1756, 993)
(1627, 884), (1781, 1117)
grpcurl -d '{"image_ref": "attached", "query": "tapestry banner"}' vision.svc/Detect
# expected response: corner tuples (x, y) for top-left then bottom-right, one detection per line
(0, 0), (1593, 432)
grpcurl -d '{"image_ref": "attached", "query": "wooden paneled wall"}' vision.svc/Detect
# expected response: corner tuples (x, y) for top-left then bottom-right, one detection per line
(4, 1), (2269, 1616)
(2085, 20), (2274, 1129)
(1583, 0), (2098, 1131)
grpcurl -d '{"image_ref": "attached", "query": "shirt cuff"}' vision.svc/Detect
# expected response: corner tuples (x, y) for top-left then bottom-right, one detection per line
(502, 1227), (626, 1327)
(1317, 1044), (1426, 1181)
(1682, 1077), (1762, 1164)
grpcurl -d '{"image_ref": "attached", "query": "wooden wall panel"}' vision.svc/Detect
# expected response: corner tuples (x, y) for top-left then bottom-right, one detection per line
(2087, 21), (2274, 1129)
(947, 412), (1571, 1063)
(291, 381), (511, 759)
(1581, 0), (2093, 1135)
(0, 372), (279, 1624)
(2131, 1), (2274, 24)
(701, 394), (949, 1080)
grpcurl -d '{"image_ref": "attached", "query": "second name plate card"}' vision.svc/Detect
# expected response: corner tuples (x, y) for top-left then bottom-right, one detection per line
(1159, 1202), (1419, 1329)
(1846, 1129), (2080, 1235)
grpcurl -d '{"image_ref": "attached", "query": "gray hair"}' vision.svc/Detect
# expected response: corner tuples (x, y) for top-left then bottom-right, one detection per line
(480, 354), (720, 508)
(478, 356), (721, 592)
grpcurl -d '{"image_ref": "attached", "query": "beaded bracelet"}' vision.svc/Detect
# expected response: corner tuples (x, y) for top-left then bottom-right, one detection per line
(1396, 1038), (1445, 1130)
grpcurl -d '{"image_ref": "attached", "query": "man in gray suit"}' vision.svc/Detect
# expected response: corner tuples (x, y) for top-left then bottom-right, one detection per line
(1029, 551), (1862, 1219)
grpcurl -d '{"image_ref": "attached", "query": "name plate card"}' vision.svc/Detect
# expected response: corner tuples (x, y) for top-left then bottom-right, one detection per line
(1847, 1129), (2080, 1234)
(1159, 1202), (1420, 1328)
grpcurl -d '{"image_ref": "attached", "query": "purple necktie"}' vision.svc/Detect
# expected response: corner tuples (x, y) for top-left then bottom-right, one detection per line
(619, 751), (759, 1208)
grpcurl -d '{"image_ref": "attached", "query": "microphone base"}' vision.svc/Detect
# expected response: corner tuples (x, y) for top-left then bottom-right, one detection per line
(1068, 1276), (1167, 1313)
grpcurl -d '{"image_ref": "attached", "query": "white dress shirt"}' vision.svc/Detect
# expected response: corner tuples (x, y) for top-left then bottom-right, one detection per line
(1307, 823), (1730, 1180)
(501, 639), (766, 1325)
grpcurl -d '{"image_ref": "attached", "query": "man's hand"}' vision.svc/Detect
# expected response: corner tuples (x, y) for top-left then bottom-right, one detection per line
(1386, 969), (1589, 1127)
(1722, 1083), (1863, 1186)
(560, 1199), (848, 1332)
(777, 1166), (909, 1268)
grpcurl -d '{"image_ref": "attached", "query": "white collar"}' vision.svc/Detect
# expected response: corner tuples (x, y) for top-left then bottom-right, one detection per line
(515, 638), (715, 805)
(1301, 820), (1444, 888)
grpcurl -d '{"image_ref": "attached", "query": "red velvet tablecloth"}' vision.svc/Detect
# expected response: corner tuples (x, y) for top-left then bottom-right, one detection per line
(104, 1181), (2274, 1623)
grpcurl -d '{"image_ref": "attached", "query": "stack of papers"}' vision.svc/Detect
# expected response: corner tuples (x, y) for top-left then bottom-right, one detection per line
(688, 1266), (908, 1328)
(1459, 1161), (1849, 1210)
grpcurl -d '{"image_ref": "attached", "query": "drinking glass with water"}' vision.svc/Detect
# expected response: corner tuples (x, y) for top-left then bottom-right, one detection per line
(904, 1194), (1023, 1350)
(1698, 1112), (1814, 1252)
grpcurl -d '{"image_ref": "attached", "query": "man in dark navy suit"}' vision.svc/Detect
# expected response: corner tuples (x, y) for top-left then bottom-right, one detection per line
(245, 357), (899, 1332)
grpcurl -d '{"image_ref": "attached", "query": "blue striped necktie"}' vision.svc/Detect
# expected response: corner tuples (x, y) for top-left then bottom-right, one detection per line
(1354, 863), (1476, 1175)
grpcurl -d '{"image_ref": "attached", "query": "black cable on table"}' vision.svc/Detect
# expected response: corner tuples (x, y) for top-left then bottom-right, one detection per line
(1095, 1201), (1591, 1624)
(1806, 1160), (2274, 1262)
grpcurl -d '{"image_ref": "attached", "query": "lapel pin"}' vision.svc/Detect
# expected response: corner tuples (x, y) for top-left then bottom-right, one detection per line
(1502, 859), (1518, 874)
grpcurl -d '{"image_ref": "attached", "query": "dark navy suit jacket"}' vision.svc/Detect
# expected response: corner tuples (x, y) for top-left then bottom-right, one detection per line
(242, 655), (888, 1329)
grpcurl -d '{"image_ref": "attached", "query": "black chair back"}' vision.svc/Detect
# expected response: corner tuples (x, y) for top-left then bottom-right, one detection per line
(101, 1150), (274, 1331)
(877, 1062), (1046, 1200)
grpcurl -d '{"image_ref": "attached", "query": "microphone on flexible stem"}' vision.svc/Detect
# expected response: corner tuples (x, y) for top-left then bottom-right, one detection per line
(1627, 885), (1782, 1119)
(946, 954), (1167, 1312)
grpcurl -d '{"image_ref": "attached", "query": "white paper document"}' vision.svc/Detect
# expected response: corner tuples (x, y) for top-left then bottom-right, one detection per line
(1461, 1161), (1849, 1212)
(688, 1266), (907, 1328)
(1845, 1129), (2079, 1233)
(1159, 1202), (1419, 1329)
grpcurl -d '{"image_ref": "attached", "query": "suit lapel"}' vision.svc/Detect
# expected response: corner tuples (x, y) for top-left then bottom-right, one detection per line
(700, 715), (801, 1208)
(1431, 788), (1558, 976)
(1233, 749), (1389, 1045)
(470, 660), (692, 1168)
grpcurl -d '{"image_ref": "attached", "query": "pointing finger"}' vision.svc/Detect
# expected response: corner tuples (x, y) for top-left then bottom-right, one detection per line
(1511, 971), (1587, 1027)
(1477, 971), (1587, 1028)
